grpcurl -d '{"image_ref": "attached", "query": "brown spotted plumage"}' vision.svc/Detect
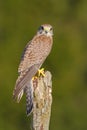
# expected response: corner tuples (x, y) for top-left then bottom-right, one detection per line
(13, 24), (53, 116)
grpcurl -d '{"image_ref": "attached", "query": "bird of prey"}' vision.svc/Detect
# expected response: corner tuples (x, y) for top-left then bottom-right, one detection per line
(13, 24), (53, 116)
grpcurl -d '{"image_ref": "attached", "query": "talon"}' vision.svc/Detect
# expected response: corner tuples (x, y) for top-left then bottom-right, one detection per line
(32, 76), (38, 81)
(38, 68), (45, 77)
(32, 68), (45, 81)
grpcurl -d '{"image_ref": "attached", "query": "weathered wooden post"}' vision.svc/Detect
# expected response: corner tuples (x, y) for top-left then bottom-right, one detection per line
(31, 71), (52, 130)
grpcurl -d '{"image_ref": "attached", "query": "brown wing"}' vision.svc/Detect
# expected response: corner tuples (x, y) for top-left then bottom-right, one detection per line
(18, 40), (35, 73)
(18, 34), (53, 73)
(13, 64), (41, 100)
(13, 34), (52, 100)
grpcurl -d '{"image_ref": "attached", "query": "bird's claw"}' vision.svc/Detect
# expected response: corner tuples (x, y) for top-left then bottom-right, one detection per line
(38, 68), (45, 77)
(32, 76), (38, 81)
(32, 68), (45, 81)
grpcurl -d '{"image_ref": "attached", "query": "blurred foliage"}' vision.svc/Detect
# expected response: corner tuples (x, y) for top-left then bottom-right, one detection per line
(0, 0), (87, 130)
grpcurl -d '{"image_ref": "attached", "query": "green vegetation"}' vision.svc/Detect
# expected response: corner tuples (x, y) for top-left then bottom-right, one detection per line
(0, 0), (87, 130)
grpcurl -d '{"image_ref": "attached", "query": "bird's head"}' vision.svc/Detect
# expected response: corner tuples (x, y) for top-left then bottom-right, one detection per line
(37, 24), (53, 36)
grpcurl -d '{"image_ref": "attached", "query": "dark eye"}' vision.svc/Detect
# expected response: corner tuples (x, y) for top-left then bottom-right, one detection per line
(38, 26), (44, 31)
(50, 27), (53, 31)
(40, 26), (44, 30)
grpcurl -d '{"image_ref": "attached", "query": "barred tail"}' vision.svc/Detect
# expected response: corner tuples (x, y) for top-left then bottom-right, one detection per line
(25, 81), (33, 116)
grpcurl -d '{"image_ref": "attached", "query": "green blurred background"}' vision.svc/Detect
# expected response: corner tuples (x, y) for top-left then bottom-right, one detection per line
(0, 0), (87, 130)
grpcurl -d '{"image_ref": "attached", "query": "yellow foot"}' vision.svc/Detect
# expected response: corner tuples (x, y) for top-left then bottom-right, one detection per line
(32, 68), (45, 81)
(38, 68), (45, 77)
(32, 76), (38, 81)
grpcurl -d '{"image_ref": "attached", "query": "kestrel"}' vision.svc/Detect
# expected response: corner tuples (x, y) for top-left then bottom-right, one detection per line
(13, 24), (53, 116)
